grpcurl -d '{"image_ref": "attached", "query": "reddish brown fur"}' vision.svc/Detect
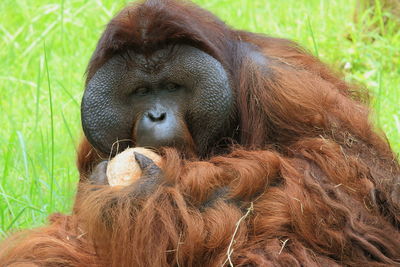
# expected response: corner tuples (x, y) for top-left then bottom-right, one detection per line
(1, 0), (400, 266)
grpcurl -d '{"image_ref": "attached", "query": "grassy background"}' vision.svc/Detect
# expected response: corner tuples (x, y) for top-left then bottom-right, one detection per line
(0, 0), (399, 236)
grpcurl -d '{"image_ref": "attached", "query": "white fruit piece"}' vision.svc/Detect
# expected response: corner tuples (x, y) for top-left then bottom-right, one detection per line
(106, 147), (162, 187)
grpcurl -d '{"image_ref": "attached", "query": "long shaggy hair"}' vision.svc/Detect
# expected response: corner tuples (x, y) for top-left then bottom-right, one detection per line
(1, 0), (400, 266)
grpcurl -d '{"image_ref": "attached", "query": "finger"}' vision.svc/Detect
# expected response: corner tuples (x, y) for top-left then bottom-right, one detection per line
(134, 152), (163, 178)
(134, 152), (154, 170)
(89, 160), (109, 185)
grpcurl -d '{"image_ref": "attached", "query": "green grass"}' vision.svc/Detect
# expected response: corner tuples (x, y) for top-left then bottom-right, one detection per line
(0, 0), (399, 236)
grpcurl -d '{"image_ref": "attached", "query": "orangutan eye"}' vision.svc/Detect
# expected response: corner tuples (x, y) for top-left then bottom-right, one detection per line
(165, 83), (180, 92)
(134, 87), (151, 96)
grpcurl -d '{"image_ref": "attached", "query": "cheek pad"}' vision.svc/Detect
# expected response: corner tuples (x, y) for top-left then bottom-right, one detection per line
(173, 46), (234, 150)
(82, 57), (133, 154)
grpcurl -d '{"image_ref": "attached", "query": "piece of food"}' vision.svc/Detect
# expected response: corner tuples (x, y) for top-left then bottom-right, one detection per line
(106, 147), (162, 187)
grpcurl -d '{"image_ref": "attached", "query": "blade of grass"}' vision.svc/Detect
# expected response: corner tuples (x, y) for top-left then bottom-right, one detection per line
(307, 16), (319, 58)
(6, 207), (26, 231)
(17, 131), (29, 180)
(376, 68), (383, 127)
(35, 57), (43, 131)
(61, 111), (77, 149)
(44, 41), (55, 212)
(0, 191), (45, 213)
(373, 0), (385, 35)
(1, 133), (16, 187)
(59, 82), (80, 108)
(0, 184), (14, 219)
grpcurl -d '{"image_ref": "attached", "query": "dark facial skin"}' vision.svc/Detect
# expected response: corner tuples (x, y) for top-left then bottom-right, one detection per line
(82, 45), (235, 157)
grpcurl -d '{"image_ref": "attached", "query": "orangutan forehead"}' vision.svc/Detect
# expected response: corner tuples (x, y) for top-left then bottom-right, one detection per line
(118, 45), (218, 75)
